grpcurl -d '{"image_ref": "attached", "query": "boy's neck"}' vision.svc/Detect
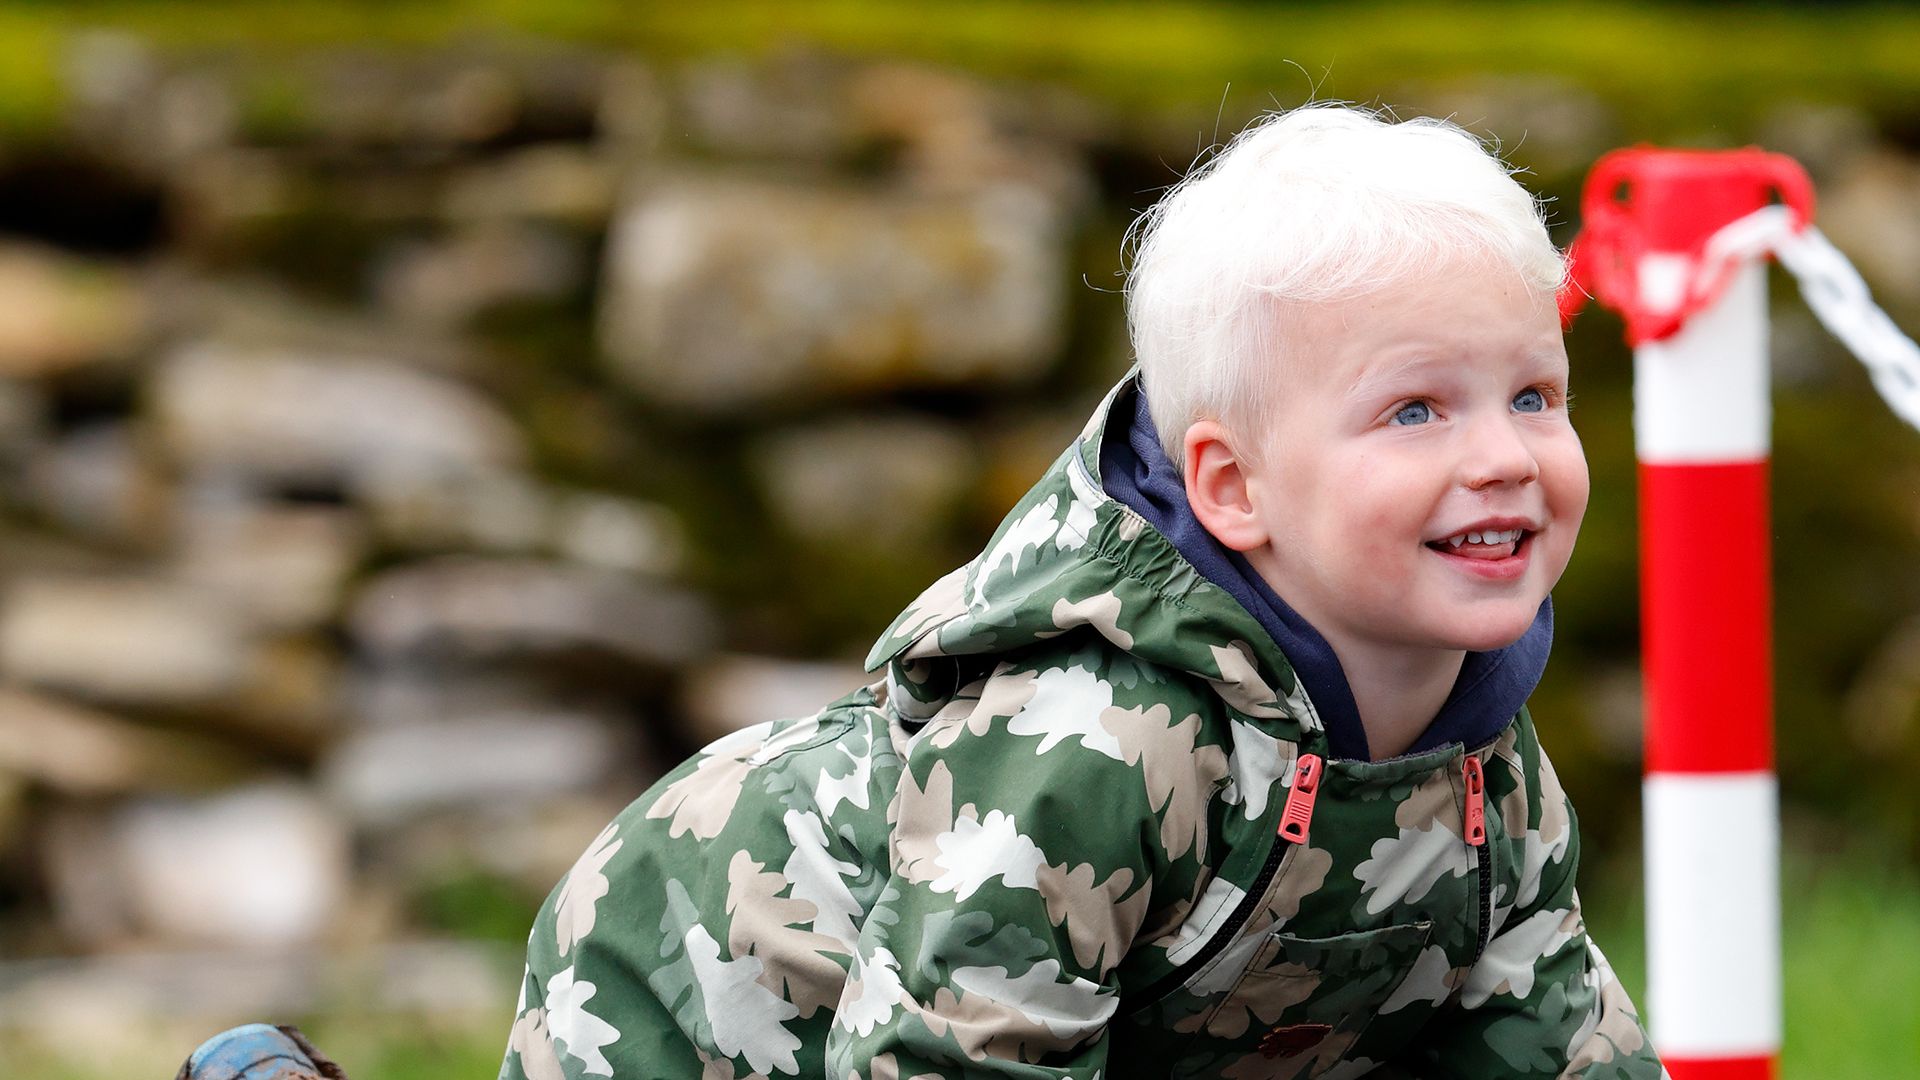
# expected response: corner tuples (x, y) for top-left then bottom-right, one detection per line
(1320, 632), (1465, 760)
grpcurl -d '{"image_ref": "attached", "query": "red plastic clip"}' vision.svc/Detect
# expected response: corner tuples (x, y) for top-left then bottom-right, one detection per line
(1278, 753), (1322, 844)
(1562, 146), (1815, 345)
(1462, 755), (1487, 847)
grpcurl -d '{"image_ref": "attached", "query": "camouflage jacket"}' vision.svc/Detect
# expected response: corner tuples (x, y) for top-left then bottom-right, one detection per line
(501, 376), (1664, 1079)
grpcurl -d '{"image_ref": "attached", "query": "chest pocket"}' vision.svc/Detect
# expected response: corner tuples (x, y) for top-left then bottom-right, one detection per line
(1174, 921), (1434, 1080)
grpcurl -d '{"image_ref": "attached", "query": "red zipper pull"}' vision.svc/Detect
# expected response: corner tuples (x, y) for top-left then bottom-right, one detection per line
(1462, 755), (1487, 846)
(1278, 753), (1323, 843)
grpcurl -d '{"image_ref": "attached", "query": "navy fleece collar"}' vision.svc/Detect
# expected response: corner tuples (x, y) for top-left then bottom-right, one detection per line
(1098, 380), (1553, 761)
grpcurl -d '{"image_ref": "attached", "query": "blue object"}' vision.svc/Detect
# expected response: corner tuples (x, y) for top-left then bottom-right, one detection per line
(174, 1024), (334, 1080)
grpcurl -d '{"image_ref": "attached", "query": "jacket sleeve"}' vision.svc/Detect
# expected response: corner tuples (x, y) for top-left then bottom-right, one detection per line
(1406, 740), (1667, 1079)
(824, 659), (1180, 1078)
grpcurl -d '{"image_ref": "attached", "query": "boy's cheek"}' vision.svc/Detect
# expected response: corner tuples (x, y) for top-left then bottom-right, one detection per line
(1561, 452), (1593, 525)
(1542, 435), (1592, 517)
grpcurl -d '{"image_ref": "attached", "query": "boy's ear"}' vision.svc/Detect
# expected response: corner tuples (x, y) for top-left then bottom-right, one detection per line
(1183, 420), (1271, 553)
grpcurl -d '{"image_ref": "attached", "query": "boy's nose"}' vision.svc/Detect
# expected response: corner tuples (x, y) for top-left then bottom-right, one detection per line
(1462, 417), (1540, 489)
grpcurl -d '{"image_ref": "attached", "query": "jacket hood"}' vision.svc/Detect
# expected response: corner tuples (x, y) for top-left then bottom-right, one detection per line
(865, 372), (1320, 745)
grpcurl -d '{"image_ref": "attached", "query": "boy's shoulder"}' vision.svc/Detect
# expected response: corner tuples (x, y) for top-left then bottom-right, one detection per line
(864, 449), (1319, 755)
(883, 628), (1242, 798)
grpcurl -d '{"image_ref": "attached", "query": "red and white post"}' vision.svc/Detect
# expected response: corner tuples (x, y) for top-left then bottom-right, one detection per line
(1568, 150), (1815, 1080)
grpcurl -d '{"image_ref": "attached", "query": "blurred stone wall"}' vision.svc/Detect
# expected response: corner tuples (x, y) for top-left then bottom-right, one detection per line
(1, 31), (1918, 1057)
(0, 38), (1129, 1053)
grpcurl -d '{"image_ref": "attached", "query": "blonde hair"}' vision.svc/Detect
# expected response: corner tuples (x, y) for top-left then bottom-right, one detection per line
(1123, 103), (1565, 466)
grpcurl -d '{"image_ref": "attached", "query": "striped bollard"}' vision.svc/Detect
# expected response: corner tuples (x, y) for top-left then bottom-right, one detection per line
(1567, 149), (1815, 1080)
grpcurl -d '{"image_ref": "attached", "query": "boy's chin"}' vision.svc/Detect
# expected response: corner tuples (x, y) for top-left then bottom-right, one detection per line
(1431, 607), (1541, 653)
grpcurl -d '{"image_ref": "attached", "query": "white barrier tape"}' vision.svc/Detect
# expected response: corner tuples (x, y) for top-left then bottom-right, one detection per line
(1685, 205), (1920, 434)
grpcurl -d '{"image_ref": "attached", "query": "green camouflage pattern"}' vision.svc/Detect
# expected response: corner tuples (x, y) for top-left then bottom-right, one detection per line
(501, 373), (1665, 1079)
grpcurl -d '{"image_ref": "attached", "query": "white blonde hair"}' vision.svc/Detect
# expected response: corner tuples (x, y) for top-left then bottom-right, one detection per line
(1123, 103), (1566, 466)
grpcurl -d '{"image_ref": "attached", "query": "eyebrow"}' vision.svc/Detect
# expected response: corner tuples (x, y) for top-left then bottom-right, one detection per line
(1344, 351), (1569, 403)
(1344, 354), (1446, 401)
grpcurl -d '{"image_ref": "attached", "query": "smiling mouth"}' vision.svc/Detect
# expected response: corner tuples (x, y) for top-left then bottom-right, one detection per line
(1425, 530), (1533, 559)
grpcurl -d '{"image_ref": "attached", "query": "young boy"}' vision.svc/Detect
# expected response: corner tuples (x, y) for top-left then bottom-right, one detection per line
(501, 105), (1666, 1079)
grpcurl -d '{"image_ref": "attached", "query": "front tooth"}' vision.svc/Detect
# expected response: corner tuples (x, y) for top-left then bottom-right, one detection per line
(1466, 531), (1483, 544)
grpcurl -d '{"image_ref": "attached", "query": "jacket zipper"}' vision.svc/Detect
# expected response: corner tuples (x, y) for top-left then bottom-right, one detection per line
(1128, 753), (1322, 1016)
(1463, 754), (1493, 963)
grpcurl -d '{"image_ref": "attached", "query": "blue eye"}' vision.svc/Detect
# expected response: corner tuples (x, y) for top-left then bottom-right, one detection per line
(1390, 400), (1433, 426)
(1513, 388), (1547, 413)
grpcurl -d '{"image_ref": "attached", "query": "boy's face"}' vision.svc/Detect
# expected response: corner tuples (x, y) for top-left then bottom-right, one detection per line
(1239, 256), (1588, 656)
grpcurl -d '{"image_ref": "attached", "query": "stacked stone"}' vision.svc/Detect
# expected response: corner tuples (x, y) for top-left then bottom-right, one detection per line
(0, 36), (1112, 1060)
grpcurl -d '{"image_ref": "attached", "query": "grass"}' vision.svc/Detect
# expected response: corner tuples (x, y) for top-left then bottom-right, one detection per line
(1583, 843), (1920, 1076)
(0, 1013), (513, 1080)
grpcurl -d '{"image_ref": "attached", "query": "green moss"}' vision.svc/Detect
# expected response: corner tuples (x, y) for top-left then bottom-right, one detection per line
(233, 66), (321, 143)
(3, 1), (1920, 139)
(411, 864), (545, 944)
